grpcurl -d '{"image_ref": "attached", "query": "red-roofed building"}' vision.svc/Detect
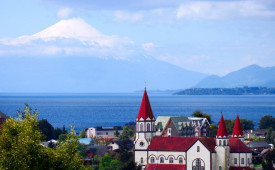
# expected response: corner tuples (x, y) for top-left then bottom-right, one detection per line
(134, 90), (254, 170)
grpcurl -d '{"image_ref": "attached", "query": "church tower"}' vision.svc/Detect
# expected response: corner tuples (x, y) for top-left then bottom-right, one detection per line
(232, 114), (244, 142)
(215, 114), (230, 170)
(134, 88), (155, 167)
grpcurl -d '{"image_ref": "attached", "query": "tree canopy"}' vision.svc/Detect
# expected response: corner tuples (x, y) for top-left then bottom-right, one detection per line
(0, 104), (86, 170)
(258, 115), (275, 130)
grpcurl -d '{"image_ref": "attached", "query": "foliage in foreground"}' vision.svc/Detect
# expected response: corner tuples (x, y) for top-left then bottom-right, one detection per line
(0, 104), (86, 170)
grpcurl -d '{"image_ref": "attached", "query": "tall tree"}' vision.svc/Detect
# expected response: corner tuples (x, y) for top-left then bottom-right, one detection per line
(258, 115), (275, 130)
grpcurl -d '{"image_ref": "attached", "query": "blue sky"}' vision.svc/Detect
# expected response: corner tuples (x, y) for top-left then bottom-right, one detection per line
(0, 0), (275, 75)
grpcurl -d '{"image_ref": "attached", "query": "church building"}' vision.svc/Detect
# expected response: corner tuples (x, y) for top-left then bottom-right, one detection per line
(134, 89), (254, 170)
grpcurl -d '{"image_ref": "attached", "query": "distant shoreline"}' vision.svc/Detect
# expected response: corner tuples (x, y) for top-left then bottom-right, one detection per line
(174, 87), (275, 95)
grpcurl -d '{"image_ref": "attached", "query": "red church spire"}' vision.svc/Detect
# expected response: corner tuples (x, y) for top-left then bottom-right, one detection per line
(136, 88), (155, 121)
(232, 114), (243, 137)
(216, 114), (228, 138)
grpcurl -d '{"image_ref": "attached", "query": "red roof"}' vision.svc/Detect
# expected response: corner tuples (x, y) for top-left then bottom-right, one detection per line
(229, 138), (251, 153)
(216, 114), (228, 138)
(148, 136), (216, 152)
(232, 115), (244, 137)
(146, 164), (186, 170)
(137, 89), (154, 120)
(229, 167), (255, 170)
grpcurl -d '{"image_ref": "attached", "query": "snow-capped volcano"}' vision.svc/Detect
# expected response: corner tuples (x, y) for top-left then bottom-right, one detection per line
(33, 18), (103, 39)
(1, 18), (131, 47)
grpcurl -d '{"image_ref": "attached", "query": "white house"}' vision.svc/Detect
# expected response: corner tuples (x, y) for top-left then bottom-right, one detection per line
(134, 88), (254, 170)
(86, 126), (123, 138)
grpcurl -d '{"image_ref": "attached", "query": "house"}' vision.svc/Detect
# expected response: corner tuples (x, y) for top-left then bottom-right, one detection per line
(0, 111), (9, 125)
(134, 88), (254, 170)
(246, 141), (271, 154)
(155, 116), (210, 137)
(86, 126), (123, 138)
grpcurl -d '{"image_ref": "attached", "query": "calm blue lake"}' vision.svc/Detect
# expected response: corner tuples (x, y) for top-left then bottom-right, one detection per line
(0, 93), (275, 131)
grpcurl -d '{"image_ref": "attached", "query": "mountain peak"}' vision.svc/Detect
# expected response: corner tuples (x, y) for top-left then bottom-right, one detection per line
(33, 18), (103, 39)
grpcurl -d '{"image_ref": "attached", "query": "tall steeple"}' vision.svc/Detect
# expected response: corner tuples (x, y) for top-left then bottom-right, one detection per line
(232, 114), (244, 141)
(136, 88), (155, 121)
(134, 88), (156, 167)
(216, 114), (228, 138)
(215, 114), (230, 170)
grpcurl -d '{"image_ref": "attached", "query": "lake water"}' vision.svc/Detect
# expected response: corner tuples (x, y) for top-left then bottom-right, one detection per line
(0, 93), (275, 131)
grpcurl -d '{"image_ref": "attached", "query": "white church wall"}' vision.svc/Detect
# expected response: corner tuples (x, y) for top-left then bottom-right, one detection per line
(147, 151), (186, 164)
(135, 150), (148, 167)
(215, 146), (230, 170)
(186, 140), (211, 170)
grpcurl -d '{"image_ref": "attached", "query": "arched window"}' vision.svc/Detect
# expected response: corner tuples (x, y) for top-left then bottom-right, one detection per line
(192, 158), (205, 170)
(140, 123), (143, 131)
(248, 158), (250, 164)
(197, 146), (200, 152)
(179, 158), (183, 164)
(140, 157), (143, 163)
(147, 123), (150, 131)
(160, 157), (164, 163)
(151, 157), (155, 163)
(169, 157), (174, 163)
(223, 140), (226, 146)
(219, 140), (222, 146)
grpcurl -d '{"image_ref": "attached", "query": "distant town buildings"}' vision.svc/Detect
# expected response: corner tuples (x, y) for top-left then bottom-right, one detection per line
(86, 126), (123, 138)
(134, 88), (254, 170)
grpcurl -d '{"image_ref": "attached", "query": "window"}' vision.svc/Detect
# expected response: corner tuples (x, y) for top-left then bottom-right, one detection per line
(168, 128), (171, 136)
(106, 132), (108, 135)
(160, 157), (164, 163)
(151, 157), (155, 163)
(234, 158), (237, 164)
(179, 158), (183, 164)
(219, 166), (222, 170)
(169, 157), (173, 163)
(248, 158), (250, 164)
(197, 146), (200, 152)
(219, 140), (222, 146)
(196, 159), (201, 166)
(140, 123), (143, 131)
(241, 158), (244, 164)
(140, 157), (143, 163)
(147, 123), (150, 131)
(223, 140), (226, 146)
(192, 159), (205, 170)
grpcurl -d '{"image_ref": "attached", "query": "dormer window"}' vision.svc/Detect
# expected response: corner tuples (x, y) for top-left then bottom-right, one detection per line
(197, 146), (200, 152)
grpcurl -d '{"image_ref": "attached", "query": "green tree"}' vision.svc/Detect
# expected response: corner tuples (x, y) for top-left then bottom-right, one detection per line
(38, 119), (55, 141)
(79, 129), (86, 138)
(262, 149), (275, 170)
(120, 126), (134, 140)
(192, 110), (212, 124)
(258, 115), (275, 130)
(0, 104), (85, 170)
(114, 127), (119, 137)
(265, 128), (273, 144)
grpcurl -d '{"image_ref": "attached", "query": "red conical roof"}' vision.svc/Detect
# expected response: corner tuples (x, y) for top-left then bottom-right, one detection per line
(232, 115), (243, 137)
(216, 114), (228, 138)
(137, 88), (155, 120)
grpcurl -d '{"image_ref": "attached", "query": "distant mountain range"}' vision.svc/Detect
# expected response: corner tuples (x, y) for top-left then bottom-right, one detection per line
(0, 57), (207, 93)
(194, 64), (275, 88)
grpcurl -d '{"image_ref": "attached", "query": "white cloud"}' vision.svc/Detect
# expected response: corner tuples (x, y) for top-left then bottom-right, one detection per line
(177, 0), (275, 20)
(57, 8), (73, 19)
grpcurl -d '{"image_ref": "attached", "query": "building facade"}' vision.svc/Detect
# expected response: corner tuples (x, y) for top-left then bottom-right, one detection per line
(134, 89), (254, 170)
